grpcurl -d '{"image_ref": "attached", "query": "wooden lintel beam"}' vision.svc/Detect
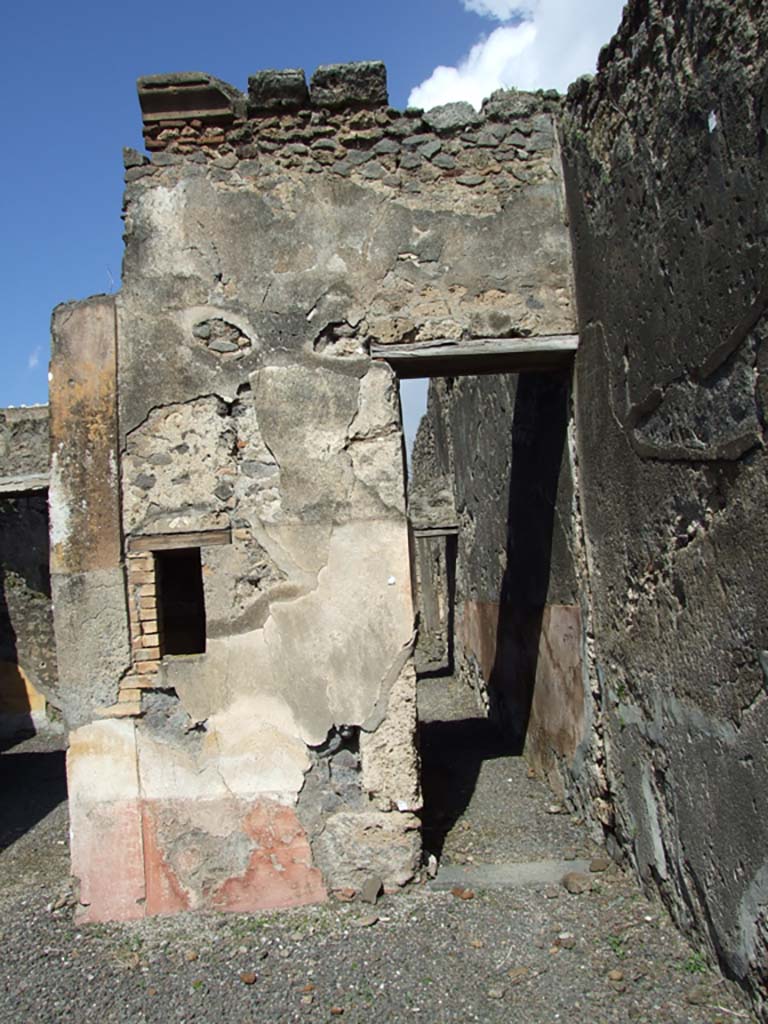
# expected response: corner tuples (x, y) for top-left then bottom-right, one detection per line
(126, 528), (232, 553)
(0, 473), (49, 495)
(371, 335), (579, 378)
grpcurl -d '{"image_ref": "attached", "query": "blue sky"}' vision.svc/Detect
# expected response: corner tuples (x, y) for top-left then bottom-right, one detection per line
(1, 0), (625, 451)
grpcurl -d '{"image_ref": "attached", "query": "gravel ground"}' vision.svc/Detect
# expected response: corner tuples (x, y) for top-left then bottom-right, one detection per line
(418, 675), (595, 865)
(0, 716), (758, 1024)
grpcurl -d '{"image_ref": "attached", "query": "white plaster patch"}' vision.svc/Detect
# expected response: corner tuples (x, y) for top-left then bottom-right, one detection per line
(140, 183), (201, 277)
(68, 720), (139, 804)
(137, 728), (226, 802)
(137, 695), (308, 801)
(207, 695), (310, 798)
(265, 519), (414, 746)
(49, 450), (72, 550)
(325, 254), (348, 275)
(349, 363), (400, 440)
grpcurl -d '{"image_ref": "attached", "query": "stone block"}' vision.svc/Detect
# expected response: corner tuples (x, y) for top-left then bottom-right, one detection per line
(247, 69), (309, 114)
(422, 102), (482, 133)
(95, 701), (142, 718)
(118, 688), (142, 703)
(310, 62), (388, 110)
(133, 646), (159, 662)
(137, 71), (244, 126)
(313, 810), (420, 890)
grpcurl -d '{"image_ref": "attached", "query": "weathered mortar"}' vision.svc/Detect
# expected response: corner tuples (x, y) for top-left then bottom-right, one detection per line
(561, 0), (768, 1015)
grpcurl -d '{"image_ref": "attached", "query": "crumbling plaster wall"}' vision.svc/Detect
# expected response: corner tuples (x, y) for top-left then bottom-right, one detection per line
(409, 372), (587, 800)
(561, 0), (768, 1012)
(55, 62), (577, 920)
(0, 406), (56, 735)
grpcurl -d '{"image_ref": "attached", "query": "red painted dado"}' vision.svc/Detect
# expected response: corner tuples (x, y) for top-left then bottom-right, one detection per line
(212, 803), (327, 912)
(73, 797), (326, 922)
(141, 803), (192, 916)
(72, 799), (146, 924)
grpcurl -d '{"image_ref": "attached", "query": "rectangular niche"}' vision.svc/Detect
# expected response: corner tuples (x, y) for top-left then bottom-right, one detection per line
(154, 547), (207, 656)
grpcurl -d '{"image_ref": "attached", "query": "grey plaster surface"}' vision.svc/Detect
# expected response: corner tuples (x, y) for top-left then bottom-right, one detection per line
(50, 568), (131, 727)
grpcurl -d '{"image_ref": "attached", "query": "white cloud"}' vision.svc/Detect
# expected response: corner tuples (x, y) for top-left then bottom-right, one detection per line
(27, 347), (41, 370)
(409, 0), (626, 110)
(462, 0), (534, 21)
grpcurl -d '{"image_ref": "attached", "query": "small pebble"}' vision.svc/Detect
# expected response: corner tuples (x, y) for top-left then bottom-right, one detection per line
(353, 914), (379, 928)
(562, 871), (591, 895)
(451, 887), (475, 900)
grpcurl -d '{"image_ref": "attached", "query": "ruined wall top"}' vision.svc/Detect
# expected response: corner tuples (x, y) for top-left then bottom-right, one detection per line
(129, 61), (563, 215)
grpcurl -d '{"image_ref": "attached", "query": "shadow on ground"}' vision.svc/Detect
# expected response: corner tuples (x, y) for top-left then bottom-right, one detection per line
(419, 716), (517, 858)
(0, 744), (67, 851)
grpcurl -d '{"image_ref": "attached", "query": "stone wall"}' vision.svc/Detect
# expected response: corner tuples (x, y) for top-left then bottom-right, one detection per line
(408, 412), (456, 675)
(51, 61), (575, 921)
(561, 0), (768, 1013)
(0, 406), (49, 480)
(0, 406), (55, 736)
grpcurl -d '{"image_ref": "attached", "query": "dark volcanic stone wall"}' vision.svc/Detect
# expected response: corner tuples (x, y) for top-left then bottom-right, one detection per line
(561, 0), (768, 1011)
(0, 495), (55, 696)
(0, 407), (56, 730)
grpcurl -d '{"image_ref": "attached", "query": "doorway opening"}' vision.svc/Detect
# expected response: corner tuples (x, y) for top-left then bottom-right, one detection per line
(385, 335), (586, 874)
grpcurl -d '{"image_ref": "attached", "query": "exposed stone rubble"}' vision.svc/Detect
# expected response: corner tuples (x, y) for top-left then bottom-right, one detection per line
(0, 406), (49, 482)
(131, 63), (568, 254)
